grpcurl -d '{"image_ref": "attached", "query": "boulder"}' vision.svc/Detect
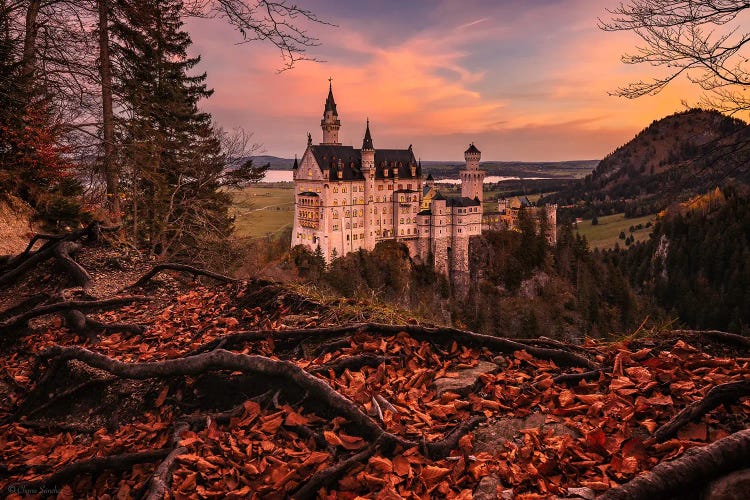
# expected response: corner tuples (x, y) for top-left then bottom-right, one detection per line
(433, 360), (498, 396)
(474, 412), (580, 454)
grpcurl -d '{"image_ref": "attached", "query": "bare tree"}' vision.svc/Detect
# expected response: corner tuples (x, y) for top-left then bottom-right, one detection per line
(601, 1), (750, 115)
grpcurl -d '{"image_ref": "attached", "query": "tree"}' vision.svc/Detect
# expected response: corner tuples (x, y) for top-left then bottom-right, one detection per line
(601, 1), (750, 115)
(113, 0), (264, 257)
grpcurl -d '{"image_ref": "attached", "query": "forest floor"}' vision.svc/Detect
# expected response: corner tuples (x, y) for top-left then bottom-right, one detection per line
(1, 234), (749, 499)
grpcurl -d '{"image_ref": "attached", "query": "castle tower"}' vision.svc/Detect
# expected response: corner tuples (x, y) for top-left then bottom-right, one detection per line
(362, 119), (376, 248)
(321, 79), (341, 145)
(460, 143), (484, 202)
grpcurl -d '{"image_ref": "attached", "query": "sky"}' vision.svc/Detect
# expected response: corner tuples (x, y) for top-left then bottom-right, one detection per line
(185, 0), (703, 161)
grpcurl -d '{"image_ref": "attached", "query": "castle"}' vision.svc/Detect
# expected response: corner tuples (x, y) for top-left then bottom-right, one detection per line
(292, 82), (556, 279)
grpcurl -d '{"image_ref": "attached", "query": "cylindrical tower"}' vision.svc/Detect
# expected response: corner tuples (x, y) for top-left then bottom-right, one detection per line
(460, 143), (485, 202)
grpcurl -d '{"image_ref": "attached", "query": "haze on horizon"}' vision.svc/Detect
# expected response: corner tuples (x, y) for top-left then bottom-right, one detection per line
(186, 0), (703, 162)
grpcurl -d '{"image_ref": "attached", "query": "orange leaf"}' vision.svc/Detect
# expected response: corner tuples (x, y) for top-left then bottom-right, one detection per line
(421, 465), (451, 486)
(368, 455), (393, 474)
(393, 455), (411, 477)
(339, 433), (366, 450)
(324, 430), (343, 447)
(284, 410), (309, 427)
(155, 385), (169, 407)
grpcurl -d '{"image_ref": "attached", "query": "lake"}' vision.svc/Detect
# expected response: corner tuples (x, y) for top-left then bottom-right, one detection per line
(260, 170), (553, 184)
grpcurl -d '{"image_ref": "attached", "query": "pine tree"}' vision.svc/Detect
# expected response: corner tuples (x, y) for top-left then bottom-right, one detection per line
(112, 0), (253, 256)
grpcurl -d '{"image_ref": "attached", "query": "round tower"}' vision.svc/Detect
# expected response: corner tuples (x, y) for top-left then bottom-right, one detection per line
(460, 143), (485, 202)
(362, 119), (375, 247)
(321, 79), (341, 145)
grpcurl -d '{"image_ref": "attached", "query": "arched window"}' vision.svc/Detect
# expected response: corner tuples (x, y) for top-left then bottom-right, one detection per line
(333, 200), (338, 206)
(333, 187), (338, 193)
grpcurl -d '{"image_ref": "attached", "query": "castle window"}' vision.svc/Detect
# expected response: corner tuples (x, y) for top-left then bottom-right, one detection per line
(398, 184), (403, 190)
(383, 208), (387, 214)
(334, 200), (338, 206)
(388, 184), (393, 190)
(369, 195), (373, 202)
(400, 218), (404, 224)
(347, 235), (350, 241)
(333, 212), (339, 219)
(400, 229), (404, 235)
(407, 184), (412, 190)
(378, 185), (383, 191)
(345, 210), (350, 217)
(342, 187), (347, 193)
(346, 223), (350, 229)
(342, 199), (347, 205)
(333, 224), (339, 231)
(333, 187), (338, 193)
(384, 169), (389, 176)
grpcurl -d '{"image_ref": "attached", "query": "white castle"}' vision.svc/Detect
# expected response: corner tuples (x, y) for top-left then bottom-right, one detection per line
(292, 82), (555, 279)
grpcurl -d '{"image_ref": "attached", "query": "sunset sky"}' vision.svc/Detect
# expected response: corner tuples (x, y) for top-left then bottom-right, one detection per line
(186, 0), (702, 161)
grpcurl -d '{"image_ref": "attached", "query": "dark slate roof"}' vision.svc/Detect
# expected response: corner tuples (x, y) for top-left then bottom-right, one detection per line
(446, 196), (481, 207)
(324, 83), (337, 116)
(292, 156), (299, 170)
(308, 145), (420, 181)
(433, 192), (446, 201)
(418, 209), (431, 215)
(465, 143), (481, 155)
(362, 120), (373, 150)
(299, 191), (319, 197)
(426, 173), (434, 181)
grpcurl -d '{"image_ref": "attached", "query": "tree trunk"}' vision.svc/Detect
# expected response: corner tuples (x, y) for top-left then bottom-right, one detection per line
(98, 0), (119, 223)
(21, 0), (41, 83)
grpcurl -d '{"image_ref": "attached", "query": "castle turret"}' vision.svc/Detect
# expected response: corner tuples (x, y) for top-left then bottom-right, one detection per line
(460, 143), (485, 203)
(362, 119), (375, 248)
(321, 80), (341, 145)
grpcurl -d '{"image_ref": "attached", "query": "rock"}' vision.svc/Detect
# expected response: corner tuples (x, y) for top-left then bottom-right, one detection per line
(473, 474), (502, 500)
(565, 486), (596, 499)
(474, 412), (580, 454)
(432, 361), (498, 396)
(705, 469), (750, 500)
(492, 355), (509, 369)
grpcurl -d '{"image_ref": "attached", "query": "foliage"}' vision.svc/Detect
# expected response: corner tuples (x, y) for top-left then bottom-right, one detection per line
(615, 185), (750, 333)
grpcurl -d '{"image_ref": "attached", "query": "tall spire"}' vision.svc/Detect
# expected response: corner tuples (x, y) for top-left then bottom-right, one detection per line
(324, 77), (337, 116)
(362, 118), (373, 150)
(321, 78), (341, 144)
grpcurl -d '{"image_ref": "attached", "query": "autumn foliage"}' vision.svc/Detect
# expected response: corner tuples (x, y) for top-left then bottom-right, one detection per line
(0, 244), (749, 499)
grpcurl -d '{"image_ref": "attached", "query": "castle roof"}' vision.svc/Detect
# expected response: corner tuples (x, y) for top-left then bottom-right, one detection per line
(433, 192), (446, 201)
(308, 145), (420, 181)
(426, 173), (434, 181)
(362, 119), (373, 150)
(465, 143), (481, 155)
(446, 196), (481, 207)
(324, 82), (338, 116)
(292, 155), (298, 170)
(299, 191), (318, 197)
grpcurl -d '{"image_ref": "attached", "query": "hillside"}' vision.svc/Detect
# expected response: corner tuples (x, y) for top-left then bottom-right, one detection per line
(549, 109), (750, 214)
(1, 229), (750, 498)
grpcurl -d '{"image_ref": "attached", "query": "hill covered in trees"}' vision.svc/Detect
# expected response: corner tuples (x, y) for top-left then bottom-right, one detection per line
(613, 186), (750, 334)
(547, 109), (750, 219)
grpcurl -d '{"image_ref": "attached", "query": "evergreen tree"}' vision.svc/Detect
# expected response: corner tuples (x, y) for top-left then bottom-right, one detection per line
(112, 0), (258, 256)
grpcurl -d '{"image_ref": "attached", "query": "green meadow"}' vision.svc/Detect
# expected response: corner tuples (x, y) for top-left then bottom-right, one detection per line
(574, 213), (656, 250)
(231, 186), (295, 238)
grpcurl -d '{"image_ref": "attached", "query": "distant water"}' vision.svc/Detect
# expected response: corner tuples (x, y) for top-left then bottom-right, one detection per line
(260, 170), (554, 184)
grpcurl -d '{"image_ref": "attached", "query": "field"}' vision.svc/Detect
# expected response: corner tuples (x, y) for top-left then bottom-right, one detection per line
(231, 185), (295, 238)
(574, 213), (656, 250)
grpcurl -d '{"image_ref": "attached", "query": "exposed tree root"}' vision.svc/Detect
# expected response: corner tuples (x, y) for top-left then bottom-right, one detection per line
(64, 310), (144, 341)
(7, 448), (171, 492)
(21, 376), (114, 420)
(53, 241), (92, 290)
(126, 263), (237, 289)
(291, 444), (377, 500)
(141, 423), (189, 500)
(649, 380), (750, 444)
(0, 296), (148, 335)
(41, 346), (483, 459)
(600, 428), (750, 500)
(310, 354), (392, 375)
(0, 294), (51, 321)
(671, 329), (750, 350)
(0, 222), (109, 287)
(192, 323), (598, 369)
(552, 368), (610, 385)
